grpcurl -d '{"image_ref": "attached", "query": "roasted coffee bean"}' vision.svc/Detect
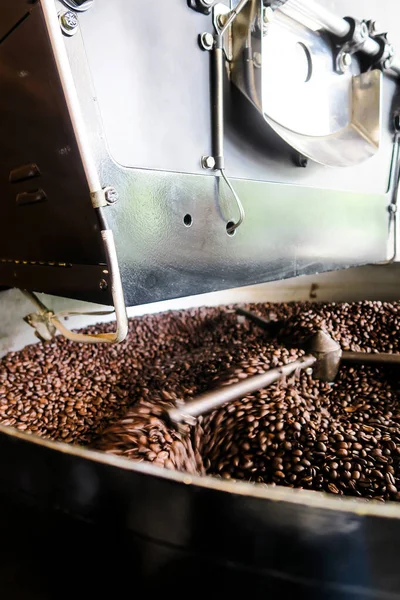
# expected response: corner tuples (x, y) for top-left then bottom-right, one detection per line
(1, 301), (400, 501)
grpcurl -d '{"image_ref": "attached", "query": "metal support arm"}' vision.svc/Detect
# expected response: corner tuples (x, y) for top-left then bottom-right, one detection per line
(23, 229), (128, 344)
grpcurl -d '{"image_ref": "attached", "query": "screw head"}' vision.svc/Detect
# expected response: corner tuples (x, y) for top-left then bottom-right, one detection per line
(217, 13), (228, 29)
(305, 368), (314, 376)
(202, 155), (216, 170)
(359, 22), (368, 39)
(342, 52), (352, 67)
(59, 11), (79, 36)
(199, 32), (214, 51)
(293, 153), (308, 168)
(104, 187), (119, 204)
(253, 52), (262, 68)
(99, 279), (108, 291)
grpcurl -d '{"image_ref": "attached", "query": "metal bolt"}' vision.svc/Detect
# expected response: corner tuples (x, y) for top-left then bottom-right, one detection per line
(253, 52), (262, 68)
(388, 204), (397, 214)
(370, 21), (382, 35)
(199, 32), (214, 51)
(293, 153), (308, 168)
(359, 22), (368, 39)
(59, 11), (79, 36)
(99, 279), (108, 291)
(342, 52), (352, 68)
(217, 13), (228, 29)
(104, 187), (119, 204)
(202, 155), (216, 170)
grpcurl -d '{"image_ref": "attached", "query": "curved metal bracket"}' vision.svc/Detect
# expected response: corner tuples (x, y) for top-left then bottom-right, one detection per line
(60, 0), (94, 13)
(23, 229), (128, 344)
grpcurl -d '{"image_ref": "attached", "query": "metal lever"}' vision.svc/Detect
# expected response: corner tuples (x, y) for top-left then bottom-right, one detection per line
(274, 0), (400, 75)
(166, 355), (316, 427)
(236, 306), (279, 330)
(166, 323), (400, 428)
(205, 0), (249, 234)
(238, 308), (400, 370)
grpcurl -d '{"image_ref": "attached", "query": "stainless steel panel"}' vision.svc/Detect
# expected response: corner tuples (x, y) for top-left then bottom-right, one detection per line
(77, 0), (214, 175)
(59, 0), (393, 306)
(78, 0), (400, 194)
(103, 169), (388, 306)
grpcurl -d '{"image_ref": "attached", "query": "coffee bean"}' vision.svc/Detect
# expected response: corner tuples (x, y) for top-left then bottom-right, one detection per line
(1, 300), (400, 502)
(328, 483), (339, 494)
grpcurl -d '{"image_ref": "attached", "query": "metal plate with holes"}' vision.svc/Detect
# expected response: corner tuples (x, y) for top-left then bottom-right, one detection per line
(62, 0), (397, 306)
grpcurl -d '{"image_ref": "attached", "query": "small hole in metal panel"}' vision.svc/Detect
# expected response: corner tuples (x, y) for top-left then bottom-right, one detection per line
(183, 214), (193, 227)
(226, 221), (236, 236)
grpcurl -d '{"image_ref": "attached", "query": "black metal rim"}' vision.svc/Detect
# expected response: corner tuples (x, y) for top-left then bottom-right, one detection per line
(4, 423), (400, 518)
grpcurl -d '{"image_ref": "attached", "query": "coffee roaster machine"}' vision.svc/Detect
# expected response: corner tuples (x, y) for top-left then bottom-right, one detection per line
(2, 0), (400, 597)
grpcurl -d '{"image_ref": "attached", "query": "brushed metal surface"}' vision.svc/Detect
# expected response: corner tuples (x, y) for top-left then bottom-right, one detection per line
(58, 0), (395, 307)
(232, 4), (383, 167)
(79, 0), (399, 193)
(104, 170), (388, 306)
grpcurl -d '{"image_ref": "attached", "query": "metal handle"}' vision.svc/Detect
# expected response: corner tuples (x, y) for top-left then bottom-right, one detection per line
(236, 307), (276, 330)
(342, 351), (400, 366)
(166, 355), (316, 426)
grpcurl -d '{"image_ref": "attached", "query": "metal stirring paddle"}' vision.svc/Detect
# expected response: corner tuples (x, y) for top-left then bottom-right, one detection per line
(165, 310), (400, 428)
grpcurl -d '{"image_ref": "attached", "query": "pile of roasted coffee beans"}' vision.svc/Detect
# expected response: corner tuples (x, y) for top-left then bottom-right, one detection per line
(1, 301), (400, 501)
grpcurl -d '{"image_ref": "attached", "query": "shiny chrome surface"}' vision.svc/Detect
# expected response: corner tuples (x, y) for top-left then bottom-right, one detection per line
(56, 0), (395, 306)
(77, 0), (397, 192)
(280, 0), (351, 38)
(0, 0), (398, 309)
(60, 0), (94, 11)
(265, 70), (382, 167)
(232, 1), (382, 166)
(343, 351), (400, 366)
